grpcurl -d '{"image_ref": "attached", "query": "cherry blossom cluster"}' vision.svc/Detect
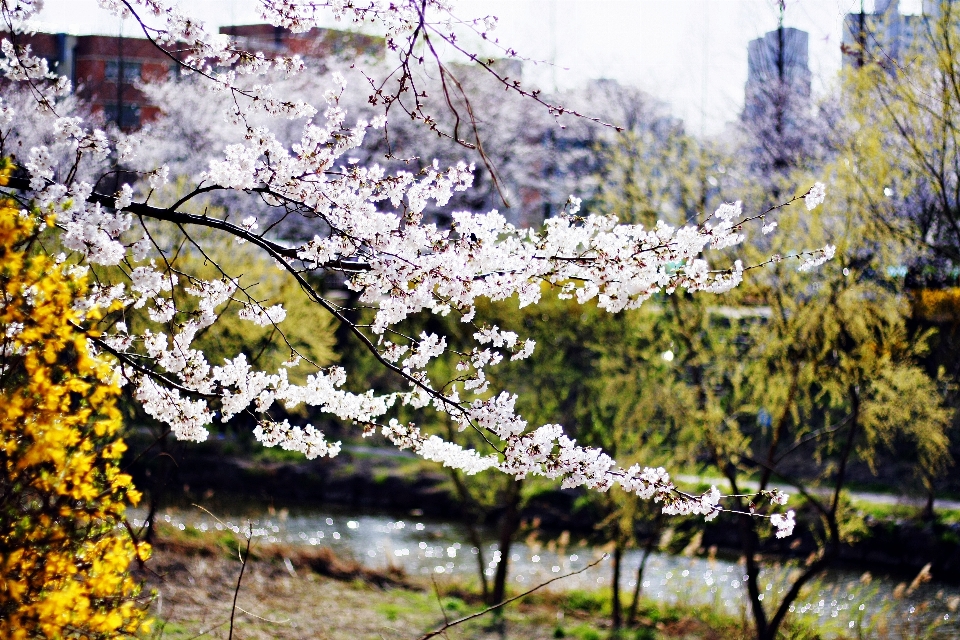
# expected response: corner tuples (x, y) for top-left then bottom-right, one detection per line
(379, 417), (718, 519)
(805, 182), (827, 210)
(798, 244), (836, 272)
(254, 418), (342, 459)
(378, 419), (500, 475)
(770, 510), (797, 538)
(0, 0), (820, 534)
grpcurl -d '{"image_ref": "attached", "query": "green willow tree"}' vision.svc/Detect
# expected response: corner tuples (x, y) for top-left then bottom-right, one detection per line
(425, 293), (629, 607)
(572, 304), (701, 631)
(597, 98), (953, 640)
(585, 123), (734, 631)
(394, 287), (698, 616)
(701, 186), (951, 640)
(839, 0), (960, 515)
(841, 0), (960, 266)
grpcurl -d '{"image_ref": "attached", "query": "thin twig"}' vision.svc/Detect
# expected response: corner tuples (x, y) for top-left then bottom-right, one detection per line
(184, 619), (229, 640)
(234, 606), (290, 625)
(431, 575), (451, 629)
(228, 523), (254, 640)
(416, 555), (605, 640)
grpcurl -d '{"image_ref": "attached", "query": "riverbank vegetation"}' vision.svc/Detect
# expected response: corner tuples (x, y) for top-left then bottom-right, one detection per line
(142, 523), (770, 640)
(144, 521), (954, 640)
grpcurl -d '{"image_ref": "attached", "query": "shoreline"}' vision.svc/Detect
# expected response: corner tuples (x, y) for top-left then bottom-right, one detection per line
(127, 446), (960, 586)
(140, 524), (958, 639)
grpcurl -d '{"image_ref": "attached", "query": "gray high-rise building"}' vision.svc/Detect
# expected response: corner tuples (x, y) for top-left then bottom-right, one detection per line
(741, 27), (814, 176)
(744, 27), (811, 120)
(842, 0), (943, 69)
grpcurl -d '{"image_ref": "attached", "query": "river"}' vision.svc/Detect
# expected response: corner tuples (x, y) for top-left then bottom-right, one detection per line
(135, 502), (960, 637)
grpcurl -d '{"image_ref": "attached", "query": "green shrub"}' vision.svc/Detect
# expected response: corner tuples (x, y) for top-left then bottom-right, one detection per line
(564, 590), (607, 614)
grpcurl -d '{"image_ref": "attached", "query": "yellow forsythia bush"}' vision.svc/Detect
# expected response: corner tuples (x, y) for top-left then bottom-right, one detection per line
(912, 287), (960, 323)
(0, 177), (150, 637)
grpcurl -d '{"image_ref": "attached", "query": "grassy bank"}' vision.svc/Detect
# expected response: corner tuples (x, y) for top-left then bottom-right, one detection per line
(140, 524), (957, 640)
(141, 523), (752, 640)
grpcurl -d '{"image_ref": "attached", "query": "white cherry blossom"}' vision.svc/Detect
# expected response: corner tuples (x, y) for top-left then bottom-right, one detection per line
(0, 0), (836, 535)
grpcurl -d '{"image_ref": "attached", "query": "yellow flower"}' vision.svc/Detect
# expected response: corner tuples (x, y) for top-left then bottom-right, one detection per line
(0, 195), (149, 638)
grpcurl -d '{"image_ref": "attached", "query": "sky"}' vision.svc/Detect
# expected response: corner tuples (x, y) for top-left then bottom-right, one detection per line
(30, 0), (925, 135)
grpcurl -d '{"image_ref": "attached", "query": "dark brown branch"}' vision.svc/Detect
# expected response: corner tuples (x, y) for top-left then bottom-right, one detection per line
(87, 331), (217, 399)
(739, 454), (831, 522)
(1, 175), (370, 271)
(773, 412), (855, 465)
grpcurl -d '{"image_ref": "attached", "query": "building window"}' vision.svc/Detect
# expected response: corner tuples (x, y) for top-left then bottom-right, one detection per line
(104, 60), (142, 83)
(103, 103), (141, 129)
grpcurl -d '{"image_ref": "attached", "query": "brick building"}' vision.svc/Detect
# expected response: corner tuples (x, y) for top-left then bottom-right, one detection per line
(71, 35), (176, 128)
(7, 31), (178, 129)
(218, 24), (383, 62)
(5, 24), (383, 130)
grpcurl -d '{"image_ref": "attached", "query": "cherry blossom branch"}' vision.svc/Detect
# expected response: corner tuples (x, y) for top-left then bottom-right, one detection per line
(0, 0), (828, 537)
(1, 175), (368, 270)
(81, 325), (217, 399)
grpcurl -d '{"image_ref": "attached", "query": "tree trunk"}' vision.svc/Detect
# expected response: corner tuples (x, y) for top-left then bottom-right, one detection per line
(627, 528), (658, 626)
(924, 490), (936, 521)
(490, 479), (523, 605)
(725, 468), (768, 640)
(922, 473), (937, 522)
(740, 516), (768, 640)
(143, 431), (173, 544)
(611, 541), (624, 631)
(467, 519), (490, 601)
(448, 467), (490, 600)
